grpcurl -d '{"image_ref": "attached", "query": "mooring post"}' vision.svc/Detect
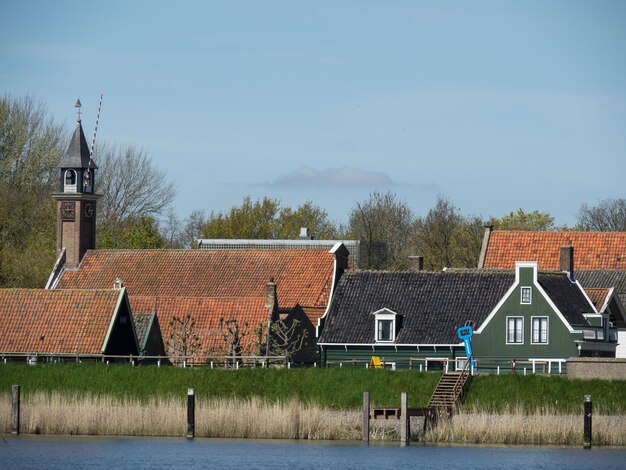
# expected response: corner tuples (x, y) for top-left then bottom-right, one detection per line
(400, 392), (409, 446)
(187, 388), (195, 439)
(584, 395), (592, 449)
(362, 392), (370, 442)
(11, 384), (20, 435)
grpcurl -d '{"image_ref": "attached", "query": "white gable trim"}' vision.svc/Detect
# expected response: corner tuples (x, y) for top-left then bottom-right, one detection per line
(476, 261), (577, 334)
(316, 244), (345, 338)
(475, 281), (518, 334)
(101, 288), (140, 354)
(575, 280), (600, 315)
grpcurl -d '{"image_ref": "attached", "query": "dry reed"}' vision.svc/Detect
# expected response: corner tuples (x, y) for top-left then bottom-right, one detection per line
(0, 392), (395, 440)
(2, 393), (624, 445)
(425, 405), (626, 446)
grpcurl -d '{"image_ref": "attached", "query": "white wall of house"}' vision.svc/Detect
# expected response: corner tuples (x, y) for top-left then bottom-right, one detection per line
(616, 329), (626, 358)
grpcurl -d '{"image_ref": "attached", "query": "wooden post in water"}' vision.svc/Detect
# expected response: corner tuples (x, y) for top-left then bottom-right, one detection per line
(187, 388), (195, 439)
(583, 395), (592, 449)
(400, 392), (409, 446)
(11, 385), (20, 435)
(362, 392), (370, 442)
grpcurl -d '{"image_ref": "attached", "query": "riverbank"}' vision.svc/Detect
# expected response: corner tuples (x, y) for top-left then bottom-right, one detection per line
(2, 392), (626, 445)
(3, 364), (626, 445)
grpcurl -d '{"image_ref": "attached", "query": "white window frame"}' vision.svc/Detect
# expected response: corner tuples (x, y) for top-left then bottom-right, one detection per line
(531, 316), (549, 345)
(506, 316), (524, 345)
(520, 286), (532, 305)
(373, 309), (397, 343)
(64, 169), (77, 193)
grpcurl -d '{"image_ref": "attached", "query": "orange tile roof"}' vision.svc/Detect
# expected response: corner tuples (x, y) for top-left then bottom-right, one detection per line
(57, 249), (334, 310)
(584, 288), (611, 312)
(130, 296), (268, 355)
(483, 231), (626, 270)
(0, 289), (123, 354)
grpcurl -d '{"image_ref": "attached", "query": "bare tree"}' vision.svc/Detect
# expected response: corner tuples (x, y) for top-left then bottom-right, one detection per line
(95, 142), (176, 230)
(412, 195), (484, 270)
(267, 319), (309, 362)
(577, 199), (626, 232)
(219, 318), (251, 367)
(162, 208), (183, 248)
(181, 209), (206, 248)
(167, 314), (202, 366)
(348, 191), (414, 269)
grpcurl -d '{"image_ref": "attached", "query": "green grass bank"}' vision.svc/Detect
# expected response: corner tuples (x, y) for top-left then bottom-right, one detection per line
(2, 363), (626, 413)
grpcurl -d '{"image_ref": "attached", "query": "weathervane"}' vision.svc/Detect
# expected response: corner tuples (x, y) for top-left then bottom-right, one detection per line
(75, 99), (82, 121)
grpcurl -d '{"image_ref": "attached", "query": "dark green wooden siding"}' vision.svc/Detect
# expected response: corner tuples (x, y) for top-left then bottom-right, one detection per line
(473, 266), (579, 360)
(321, 345), (464, 371)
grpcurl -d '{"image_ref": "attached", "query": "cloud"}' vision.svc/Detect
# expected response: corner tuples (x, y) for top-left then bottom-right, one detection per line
(270, 165), (395, 188)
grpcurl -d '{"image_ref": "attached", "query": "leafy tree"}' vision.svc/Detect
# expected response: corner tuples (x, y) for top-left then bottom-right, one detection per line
(95, 142), (175, 243)
(577, 198), (626, 232)
(412, 195), (484, 270)
(201, 196), (339, 240)
(275, 201), (339, 239)
(0, 94), (65, 190)
(488, 208), (555, 231)
(348, 191), (414, 269)
(167, 314), (202, 366)
(98, 216), (167, 249)
(0, 95), (65, 287)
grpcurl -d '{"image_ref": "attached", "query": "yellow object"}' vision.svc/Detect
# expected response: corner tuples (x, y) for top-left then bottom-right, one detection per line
(370, 356), (382, 369)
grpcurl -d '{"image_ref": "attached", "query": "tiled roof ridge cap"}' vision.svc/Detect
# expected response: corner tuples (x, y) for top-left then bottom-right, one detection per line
(491, 229), (626, 235)
(130, 294), (266, 301)
(2, 288), (120, 293)
(88, 248), (334, 254)
(347, 268), (513, 275)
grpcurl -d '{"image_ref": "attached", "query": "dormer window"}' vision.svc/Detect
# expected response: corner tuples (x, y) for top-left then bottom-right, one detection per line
(373, 308), (400, 343)
(64, 169), (77, 193)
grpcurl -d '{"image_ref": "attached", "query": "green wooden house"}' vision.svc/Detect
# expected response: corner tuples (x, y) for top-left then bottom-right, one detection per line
(472, 262), (618, 372)
(318, 262), (618, 372)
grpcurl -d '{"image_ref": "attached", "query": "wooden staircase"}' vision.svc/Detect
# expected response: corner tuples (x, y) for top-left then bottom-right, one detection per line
(427, 363), (471, 412)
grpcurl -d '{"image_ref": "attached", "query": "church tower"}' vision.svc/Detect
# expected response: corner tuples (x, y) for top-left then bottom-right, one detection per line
(52, 104), (101, 268)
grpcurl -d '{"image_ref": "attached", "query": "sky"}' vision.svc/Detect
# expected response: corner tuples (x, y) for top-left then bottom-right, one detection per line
(1, 1), (625, 227)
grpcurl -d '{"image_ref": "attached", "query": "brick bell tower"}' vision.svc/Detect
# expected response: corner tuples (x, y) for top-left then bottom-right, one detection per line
(51, 100), (101, 268)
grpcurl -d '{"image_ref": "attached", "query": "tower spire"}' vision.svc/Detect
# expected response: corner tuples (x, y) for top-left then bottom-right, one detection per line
(75, 98), (82, 121)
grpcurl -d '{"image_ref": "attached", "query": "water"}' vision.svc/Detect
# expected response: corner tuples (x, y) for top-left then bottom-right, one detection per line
(2, 435), (625, 470)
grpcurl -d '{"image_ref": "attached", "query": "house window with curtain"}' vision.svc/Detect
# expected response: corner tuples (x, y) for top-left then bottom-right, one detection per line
(377, 319), (393, 341)
(531, 317), (548, 344)
(507, 317), (523, 344)
(373, 308), (399, 343)
(521, 287), (532, 304)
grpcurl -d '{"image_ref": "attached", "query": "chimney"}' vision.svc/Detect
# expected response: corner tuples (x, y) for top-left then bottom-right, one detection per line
(408, 255), (424, 271)
(477, 225), (493, 268)
(297, 227), (314, 240)
(113, 278), (124, 289)
(560, 246), (574, 280)
(265, 277), (277, 311)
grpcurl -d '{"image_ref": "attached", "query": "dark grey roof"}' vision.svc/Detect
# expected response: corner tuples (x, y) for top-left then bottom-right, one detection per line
(59, 120), (94, 169)
(537, 273), (592, 326)
(576, 270), (626, 306)
(133, 312), (155, 352)
(320, 270), (514, 345)
(320, 269), (595, 345)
